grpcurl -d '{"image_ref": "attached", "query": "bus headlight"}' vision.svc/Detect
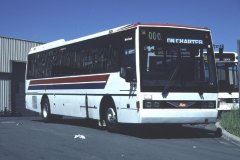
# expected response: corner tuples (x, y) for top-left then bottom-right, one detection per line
(144, 101), (152, 108)
(144, 101), (160, 108)
(153, 101), (160, 108)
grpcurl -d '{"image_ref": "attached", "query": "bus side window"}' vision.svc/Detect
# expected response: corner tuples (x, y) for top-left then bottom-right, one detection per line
(120, 48), (136, 82)
(119, 32), (136, 82)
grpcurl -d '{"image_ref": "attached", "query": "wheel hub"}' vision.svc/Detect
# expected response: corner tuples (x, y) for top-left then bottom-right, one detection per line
(42, 104), (48, 118)
(107, 108), (117, 124)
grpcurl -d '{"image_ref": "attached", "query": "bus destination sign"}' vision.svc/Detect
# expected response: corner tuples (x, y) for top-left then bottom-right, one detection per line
(167, 38), (203, 45)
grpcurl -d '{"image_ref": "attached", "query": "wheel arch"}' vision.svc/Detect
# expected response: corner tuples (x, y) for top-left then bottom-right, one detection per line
(41, 94), (49, 106)
(99, 95), (116, 121)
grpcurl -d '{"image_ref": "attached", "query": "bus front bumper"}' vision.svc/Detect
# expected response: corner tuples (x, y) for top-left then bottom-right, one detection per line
(139, 109), (218, 124)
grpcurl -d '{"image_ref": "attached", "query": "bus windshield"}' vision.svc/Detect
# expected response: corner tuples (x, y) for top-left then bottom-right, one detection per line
(139, 27), (218, 93)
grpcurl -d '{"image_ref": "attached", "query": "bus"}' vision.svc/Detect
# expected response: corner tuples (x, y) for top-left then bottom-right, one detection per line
(215, 52), (239, 113)
(25, 23), (219, 131)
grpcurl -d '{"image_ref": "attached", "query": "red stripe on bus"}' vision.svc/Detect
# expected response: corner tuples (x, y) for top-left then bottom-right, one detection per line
(30, 74), (110, 85)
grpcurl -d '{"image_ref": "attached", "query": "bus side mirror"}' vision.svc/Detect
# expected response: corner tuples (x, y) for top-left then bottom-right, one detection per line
(120, 67), (135, 82)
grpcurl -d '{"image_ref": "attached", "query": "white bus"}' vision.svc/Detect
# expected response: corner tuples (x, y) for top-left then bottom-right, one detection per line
(26, 24), (219, 131)
(215, 52), (239, 112)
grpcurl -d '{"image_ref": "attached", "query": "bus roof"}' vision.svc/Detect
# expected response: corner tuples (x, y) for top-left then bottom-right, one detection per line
(29, 23), (210, 54)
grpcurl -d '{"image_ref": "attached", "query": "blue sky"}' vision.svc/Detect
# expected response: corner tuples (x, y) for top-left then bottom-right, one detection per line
(0, 0), (239, 52)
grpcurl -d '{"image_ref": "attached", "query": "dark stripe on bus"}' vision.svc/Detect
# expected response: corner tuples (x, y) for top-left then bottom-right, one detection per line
(25, 93), (137, 96)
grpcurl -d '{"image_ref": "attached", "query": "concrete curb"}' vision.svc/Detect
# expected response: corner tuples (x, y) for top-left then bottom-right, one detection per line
(216, 122), (240, 146)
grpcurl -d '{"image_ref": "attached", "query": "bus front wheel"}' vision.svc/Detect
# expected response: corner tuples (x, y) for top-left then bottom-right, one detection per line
(105, 106), (118, 132)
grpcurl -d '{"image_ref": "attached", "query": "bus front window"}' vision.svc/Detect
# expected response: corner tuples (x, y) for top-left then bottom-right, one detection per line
(217, 63), (239, 92)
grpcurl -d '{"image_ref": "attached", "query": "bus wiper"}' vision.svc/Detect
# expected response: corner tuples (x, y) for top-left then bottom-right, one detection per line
(198, 91), (204, 100)
(228, 85), (233, 95)
(162, 64), (180, 98)
(197, 82), (206, 100)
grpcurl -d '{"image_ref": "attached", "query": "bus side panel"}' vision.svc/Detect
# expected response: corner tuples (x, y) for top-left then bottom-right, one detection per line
(52, 95), (85, 117)
(117, 108), (140, 123)
(87, 95), (102, 120)
(114, 95), (140, 123)
(26, 80), (41, 113)
(49, 94), (62, 116)
(25, 94), (42, 113)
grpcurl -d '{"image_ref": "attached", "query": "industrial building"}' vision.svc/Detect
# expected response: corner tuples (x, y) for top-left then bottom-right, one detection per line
(0, 36), (43, 116)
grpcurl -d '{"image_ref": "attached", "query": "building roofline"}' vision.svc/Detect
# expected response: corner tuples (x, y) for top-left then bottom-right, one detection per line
(0, 35), (44, 44)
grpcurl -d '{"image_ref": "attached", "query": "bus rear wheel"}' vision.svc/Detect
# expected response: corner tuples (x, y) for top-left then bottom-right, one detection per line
(105, 106), (118, 132)
(41, 98), (52, 122)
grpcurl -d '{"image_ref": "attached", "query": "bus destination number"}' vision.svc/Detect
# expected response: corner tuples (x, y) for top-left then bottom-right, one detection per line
(148, 32), (162, 41)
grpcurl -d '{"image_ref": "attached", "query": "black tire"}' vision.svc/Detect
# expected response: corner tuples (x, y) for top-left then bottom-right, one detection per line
(105, 105), (118, 132)
(41, 97), (52, 122)
(215, 127), (222, 137)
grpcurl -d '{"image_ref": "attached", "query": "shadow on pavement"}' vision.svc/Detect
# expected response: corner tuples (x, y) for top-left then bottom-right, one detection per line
(116, 124), (220, 139)
(33, 117), (221, 139)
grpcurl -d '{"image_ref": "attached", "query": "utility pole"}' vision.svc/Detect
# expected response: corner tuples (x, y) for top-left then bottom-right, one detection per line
(238, 40), (240, 112)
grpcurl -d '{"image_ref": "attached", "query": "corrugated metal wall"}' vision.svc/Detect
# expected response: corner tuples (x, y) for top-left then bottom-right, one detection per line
(0, 37), (42, 72)
(0, 36), (42, 113)
(0, 80), (11, 112)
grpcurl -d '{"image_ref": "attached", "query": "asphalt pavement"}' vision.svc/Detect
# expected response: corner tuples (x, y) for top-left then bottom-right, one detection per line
(1, 116), (240, 160)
